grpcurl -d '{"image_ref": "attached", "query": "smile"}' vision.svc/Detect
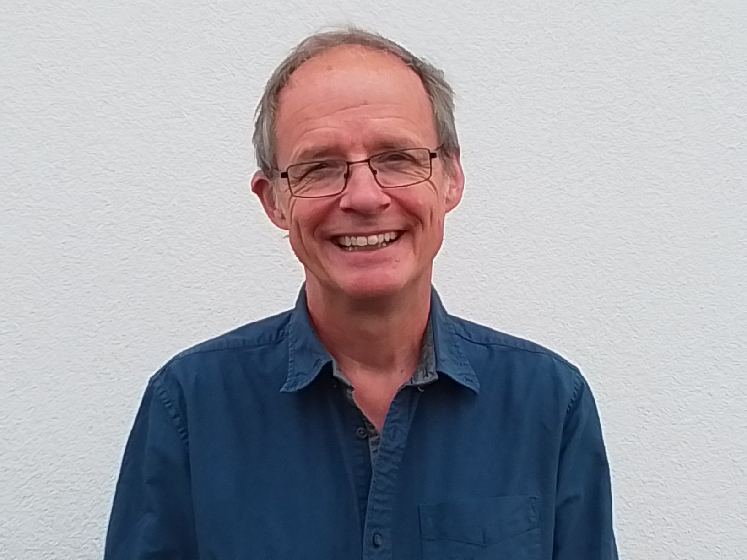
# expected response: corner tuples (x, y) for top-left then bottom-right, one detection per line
(333, 231), (401, 251)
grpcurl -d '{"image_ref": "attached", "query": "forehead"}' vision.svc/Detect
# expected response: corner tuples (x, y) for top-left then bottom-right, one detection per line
(275, 46), (436, 163)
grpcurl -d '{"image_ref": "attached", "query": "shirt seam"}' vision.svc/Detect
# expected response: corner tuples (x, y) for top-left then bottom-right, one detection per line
(168, 312), (293, 362)
(565, 370), (585, 415)
(453, 329), (579, 371)
(170, 335), (288, 363)
(149, 375), (190, 451)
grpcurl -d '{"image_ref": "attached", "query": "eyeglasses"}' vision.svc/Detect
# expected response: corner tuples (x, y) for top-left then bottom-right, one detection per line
(279, 147), (440, 198)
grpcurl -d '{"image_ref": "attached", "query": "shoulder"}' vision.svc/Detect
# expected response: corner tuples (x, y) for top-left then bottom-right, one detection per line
(150, 309), (293, 393)
(173, 309), (292, 360)
(448, 314), (585, 403)
(450, 315), (577, 369)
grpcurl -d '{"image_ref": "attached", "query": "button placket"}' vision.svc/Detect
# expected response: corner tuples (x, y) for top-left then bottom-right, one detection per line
(361, 388), (422, 558)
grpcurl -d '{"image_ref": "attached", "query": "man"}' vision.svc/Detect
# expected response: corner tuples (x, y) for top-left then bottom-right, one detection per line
(105, 28), (617, 559)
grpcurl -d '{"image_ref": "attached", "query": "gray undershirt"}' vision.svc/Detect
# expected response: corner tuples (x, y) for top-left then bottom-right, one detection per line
(331, 321), (438, 466)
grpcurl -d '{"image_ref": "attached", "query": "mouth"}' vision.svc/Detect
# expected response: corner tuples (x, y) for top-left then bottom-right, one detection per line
(332, 231), (403, 252)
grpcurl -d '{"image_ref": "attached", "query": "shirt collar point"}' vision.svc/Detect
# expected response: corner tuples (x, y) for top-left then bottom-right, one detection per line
(284, 287), (333, 392)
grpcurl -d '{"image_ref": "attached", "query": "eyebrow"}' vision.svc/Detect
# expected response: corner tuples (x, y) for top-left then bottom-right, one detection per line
(293, 147), (341, 163)
(293, 140), (420, 164)
(371, 139), (416, 152)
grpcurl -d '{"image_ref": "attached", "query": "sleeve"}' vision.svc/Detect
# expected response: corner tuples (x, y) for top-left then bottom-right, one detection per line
(104, 376), (198, 560)
(553, 373), (618, 560)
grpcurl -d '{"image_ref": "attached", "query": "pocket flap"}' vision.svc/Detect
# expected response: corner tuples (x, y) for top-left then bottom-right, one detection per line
(419, 495), (538, 546)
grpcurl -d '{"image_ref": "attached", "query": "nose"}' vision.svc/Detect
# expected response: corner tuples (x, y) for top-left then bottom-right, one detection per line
(338, 162), (391, 214)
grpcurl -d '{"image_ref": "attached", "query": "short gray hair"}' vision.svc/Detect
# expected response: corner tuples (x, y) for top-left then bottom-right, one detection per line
(253, 27), (459, 177)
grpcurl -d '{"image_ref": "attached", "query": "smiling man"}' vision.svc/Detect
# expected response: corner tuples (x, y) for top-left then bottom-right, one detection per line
(105, 28), (617, 560)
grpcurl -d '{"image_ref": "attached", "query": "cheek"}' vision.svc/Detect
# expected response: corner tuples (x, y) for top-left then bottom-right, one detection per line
(410, 183), (444, 217)
(284, 203), (307, 252)
(286, 200), (331, 243)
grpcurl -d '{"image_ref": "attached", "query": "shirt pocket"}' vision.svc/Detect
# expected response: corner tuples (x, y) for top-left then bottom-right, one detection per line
(418, 495), (541, 560)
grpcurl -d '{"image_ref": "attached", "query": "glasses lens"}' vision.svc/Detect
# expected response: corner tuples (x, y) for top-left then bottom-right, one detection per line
(287, 160), (346, 197)
(370, 149), (431, 188)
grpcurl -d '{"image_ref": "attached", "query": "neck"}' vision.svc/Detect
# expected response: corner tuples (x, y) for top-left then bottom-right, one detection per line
(305, 279), (432, 381)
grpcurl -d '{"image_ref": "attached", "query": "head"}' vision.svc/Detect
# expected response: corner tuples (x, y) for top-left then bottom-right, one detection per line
(251, 28), (464, 302)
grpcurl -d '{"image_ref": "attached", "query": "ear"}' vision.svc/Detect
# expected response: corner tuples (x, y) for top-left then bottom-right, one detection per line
(443, 151), (465, 213)
(251, 171), (289, 230)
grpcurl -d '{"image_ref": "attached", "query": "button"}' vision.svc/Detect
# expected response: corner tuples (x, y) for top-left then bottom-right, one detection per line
(356, 426), (368, 440)
(372, 533), (383, 547)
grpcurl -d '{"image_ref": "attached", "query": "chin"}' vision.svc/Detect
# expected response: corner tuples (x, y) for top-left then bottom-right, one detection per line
(332, 272), (411, 301)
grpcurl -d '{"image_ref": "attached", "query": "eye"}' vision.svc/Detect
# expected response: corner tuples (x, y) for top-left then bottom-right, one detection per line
(373, 151), (422, 172)
(378, 151), (414, 163)
(305, 161), (332, 173)
(308, 161), (335, 171)
(294, 160), (343, 182)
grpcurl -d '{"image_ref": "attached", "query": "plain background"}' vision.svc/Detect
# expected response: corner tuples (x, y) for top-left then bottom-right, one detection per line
(2, 0), (745, 558)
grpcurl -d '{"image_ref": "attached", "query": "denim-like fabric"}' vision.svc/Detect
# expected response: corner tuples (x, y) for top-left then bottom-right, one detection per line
(105, 287), (618, 560)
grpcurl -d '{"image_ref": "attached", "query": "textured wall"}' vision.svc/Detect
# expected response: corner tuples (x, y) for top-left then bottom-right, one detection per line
(1, 1), (745, 558)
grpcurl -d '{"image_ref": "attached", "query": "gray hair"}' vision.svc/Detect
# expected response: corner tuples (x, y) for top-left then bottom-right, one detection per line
(253, 27), (459, 178)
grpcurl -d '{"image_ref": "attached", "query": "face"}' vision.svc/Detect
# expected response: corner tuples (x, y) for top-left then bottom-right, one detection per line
(252, 46), (464, 301)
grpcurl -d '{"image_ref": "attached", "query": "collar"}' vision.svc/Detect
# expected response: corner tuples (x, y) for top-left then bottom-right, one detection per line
(334, 320), (437, 389)
(280, 286), (479, 394)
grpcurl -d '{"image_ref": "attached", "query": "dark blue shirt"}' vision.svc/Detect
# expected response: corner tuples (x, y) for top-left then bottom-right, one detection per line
(105, 288), (618, 559)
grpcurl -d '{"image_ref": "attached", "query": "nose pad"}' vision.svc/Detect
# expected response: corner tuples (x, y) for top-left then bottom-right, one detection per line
(339, 163), (389, 212)
(345, 163), (380, 191)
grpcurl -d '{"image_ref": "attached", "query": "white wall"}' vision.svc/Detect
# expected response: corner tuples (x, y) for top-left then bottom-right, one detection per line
(1, 0), (745, 558)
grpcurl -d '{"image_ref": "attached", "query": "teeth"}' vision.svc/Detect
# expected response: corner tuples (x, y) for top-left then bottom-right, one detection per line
(335, 231), (400, 248)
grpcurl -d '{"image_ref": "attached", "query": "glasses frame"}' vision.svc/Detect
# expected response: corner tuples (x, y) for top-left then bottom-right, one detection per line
(279, 146), (441, 199)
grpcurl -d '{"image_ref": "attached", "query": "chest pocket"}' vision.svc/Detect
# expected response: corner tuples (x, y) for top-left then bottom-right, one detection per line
(418, 495), (541, 560)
